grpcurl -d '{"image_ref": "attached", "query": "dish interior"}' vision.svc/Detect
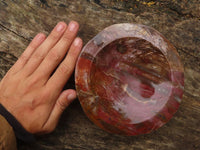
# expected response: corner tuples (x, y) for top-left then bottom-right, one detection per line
(90, 37), (172, 124)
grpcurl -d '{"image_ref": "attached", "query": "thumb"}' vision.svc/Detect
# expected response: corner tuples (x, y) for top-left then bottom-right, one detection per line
(42, 89), (76, 133)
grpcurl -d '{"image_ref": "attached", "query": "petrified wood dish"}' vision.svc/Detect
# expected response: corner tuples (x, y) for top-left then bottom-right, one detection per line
(75, 23), (184, 136)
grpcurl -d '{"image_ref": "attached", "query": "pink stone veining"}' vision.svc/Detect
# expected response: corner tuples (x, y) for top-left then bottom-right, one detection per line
(75, 24), (184, 136)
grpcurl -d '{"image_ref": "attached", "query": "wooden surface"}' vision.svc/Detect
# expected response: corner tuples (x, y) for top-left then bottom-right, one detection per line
(0, 0), (199, 149)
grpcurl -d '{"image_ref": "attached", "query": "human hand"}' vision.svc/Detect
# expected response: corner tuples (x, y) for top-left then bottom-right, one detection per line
(0, 21), (82, 134)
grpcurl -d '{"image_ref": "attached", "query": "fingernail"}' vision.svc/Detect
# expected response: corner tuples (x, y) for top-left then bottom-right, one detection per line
(36, 33), (45, 41)
(67, 94), (76, 102)
(56, 23), (65, 32)
(68, 21), (77, 31)
(74, 38), (81, 46)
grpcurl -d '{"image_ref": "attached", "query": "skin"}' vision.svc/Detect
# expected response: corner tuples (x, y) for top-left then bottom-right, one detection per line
(0, 21), (83, 134)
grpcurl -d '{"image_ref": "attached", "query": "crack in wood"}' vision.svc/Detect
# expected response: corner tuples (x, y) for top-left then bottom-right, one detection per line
(90, 0), (200, 20)
(0, 51), (17, 63)
(0, 23), (31, 42)
(178, 48), (200, 60)
(169, 7), (200, 20)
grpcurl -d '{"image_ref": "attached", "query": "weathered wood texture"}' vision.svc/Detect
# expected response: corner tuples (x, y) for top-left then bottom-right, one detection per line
(0, 0), (199, 149)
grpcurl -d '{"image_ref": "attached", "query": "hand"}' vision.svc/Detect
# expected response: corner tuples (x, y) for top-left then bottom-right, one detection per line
(0, 21), (82, 134)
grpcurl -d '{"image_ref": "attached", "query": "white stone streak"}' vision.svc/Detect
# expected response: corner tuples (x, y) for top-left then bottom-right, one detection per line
(112, 82), (173, 124)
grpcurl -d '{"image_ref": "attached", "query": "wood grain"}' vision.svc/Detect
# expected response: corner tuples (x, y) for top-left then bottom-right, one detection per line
(0, 0), (199, 149)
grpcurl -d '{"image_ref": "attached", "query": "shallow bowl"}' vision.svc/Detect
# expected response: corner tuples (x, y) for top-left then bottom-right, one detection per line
(75, 23), (184, 136)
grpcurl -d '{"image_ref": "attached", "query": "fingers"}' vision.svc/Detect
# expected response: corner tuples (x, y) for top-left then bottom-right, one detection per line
(22, 22), (67, 76)
(33, 21), (79, 80)
(47, 37), (83, 92)
(9, 33), (46, 74)
(42, 89), (76, 133)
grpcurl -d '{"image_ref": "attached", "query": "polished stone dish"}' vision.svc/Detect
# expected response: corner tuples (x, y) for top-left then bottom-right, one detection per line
(75, 23), (184, 136)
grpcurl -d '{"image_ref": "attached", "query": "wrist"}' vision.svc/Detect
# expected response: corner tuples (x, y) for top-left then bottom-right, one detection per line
(0, 103), (36, 143)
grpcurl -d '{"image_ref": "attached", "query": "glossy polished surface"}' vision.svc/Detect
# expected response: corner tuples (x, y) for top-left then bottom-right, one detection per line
(75, 24), (184, 136)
